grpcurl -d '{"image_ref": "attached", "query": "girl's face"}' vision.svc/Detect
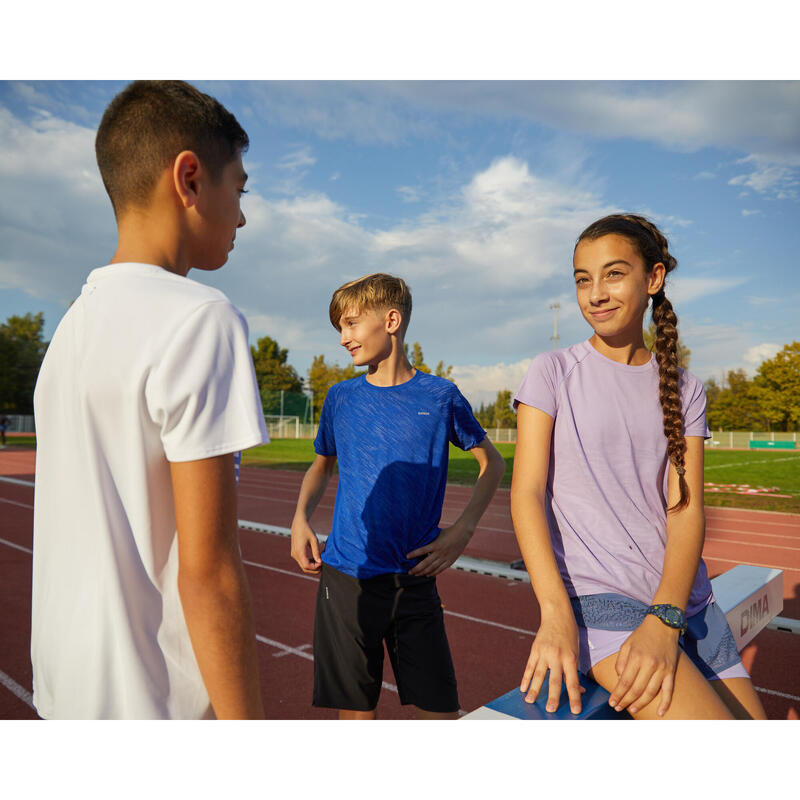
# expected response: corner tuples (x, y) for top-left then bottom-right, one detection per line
(572, 233), (665, 341)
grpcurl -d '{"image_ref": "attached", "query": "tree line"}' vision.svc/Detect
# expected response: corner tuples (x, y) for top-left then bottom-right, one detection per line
(2, 311), (798, 432)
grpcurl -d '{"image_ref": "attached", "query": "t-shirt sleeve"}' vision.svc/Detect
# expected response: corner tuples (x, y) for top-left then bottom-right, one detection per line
(146, 300), (268, 462)
(449, 385), (486, 451)
(682, 372), (711, 439)
(513, 353), (559, 418)
(314, 386), (337, 456)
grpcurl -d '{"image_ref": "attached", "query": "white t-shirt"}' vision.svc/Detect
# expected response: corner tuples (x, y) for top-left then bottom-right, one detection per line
(31, 262), (268, 719)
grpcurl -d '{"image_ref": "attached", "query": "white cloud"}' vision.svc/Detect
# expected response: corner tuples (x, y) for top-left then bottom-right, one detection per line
(741, 209), (762, 217)
(665, 275), (748, 306)
(450, 359), (533, 407)
(0, 106), (115, 303)
(743, 343), (781, 371)
(277, 146), (316, 171)
(397, 185), (423, 203)
(729, 154), (799, 200)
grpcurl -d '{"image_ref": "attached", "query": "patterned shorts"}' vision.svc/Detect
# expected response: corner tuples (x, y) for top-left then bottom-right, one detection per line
(570, 594), (750, 681)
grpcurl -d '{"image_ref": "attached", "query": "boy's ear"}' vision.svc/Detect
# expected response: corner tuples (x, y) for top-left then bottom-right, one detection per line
(173, 150), (202, 209)
(385, 309), (403, 335)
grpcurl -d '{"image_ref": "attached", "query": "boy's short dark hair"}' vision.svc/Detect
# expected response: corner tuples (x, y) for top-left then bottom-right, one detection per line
(95, 80), (249, 216)
(329, 273), (412, 335)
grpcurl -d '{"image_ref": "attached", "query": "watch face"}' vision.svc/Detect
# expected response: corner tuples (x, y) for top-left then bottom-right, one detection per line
(664, 607), (682, 626)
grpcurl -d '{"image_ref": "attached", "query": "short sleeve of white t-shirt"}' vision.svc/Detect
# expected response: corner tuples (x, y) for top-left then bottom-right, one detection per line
(146, 299), (267, 461)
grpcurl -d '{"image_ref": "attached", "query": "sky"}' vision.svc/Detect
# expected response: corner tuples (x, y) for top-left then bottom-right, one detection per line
(1, 16), (798, 409)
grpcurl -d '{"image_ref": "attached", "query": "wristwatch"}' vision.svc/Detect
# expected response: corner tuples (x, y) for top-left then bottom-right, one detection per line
(646, 604), (687, 635)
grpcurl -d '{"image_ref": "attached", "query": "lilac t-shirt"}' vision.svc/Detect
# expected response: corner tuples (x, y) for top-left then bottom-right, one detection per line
(513, 340), (712, 615)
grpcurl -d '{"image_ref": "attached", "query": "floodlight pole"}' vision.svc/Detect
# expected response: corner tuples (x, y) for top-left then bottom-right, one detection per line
(549, 302), (560, 350)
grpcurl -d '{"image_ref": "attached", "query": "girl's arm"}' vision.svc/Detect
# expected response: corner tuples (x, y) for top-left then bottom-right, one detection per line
(510, 402), (584, 715)
(608, 435), (706, 716)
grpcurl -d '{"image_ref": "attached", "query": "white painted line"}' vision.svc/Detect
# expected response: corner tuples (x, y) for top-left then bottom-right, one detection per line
(242, 559), (318, 583)
(0, 476), (34, 487)
(0, 497), (33, 510)
(255, 634), (398, 694)
(443, 609), (535, 637)
(706, 455), (800, 470)
(0, 669), (34, 709)
(273, 644), (312, 659)
(0, 537), (32, 555)
(754, 686), (800, 702)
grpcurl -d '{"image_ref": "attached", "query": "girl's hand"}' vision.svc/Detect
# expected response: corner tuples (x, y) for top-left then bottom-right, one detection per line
(520, 612), (584, 714)
(609, 615), (681, 716)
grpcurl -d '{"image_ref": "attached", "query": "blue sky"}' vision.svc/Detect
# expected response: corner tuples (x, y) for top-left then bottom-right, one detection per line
(1, 79), (798, 405)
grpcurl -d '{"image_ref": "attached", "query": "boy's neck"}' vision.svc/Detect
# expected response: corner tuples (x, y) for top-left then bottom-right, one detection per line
(365, 342), (416, 387)
(110, 202), (191, 277)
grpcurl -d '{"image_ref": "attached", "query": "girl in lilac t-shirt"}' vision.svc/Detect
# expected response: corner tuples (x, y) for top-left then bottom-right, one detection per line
(511, 214), (766, 720)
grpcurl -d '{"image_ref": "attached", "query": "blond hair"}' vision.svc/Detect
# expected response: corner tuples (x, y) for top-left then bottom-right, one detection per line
(329, 273), (412, 334)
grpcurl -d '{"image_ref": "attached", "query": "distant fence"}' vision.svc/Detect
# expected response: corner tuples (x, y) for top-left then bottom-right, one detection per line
(7, 414), (796, 450)
(707, 431), (798, 449)
(2, 415), (35, 433)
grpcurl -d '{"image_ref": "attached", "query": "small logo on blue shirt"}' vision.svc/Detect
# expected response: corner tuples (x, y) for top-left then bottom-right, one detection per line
(418, 411), (430, 415)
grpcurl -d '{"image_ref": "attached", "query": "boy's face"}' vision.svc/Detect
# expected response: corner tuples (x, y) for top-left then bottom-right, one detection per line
(338, 307), (394, 367)
(190, 151), (248, 271)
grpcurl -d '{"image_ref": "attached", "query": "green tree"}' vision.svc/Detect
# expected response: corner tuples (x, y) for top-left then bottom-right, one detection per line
(474, 389), (516, 429)
(404, 342), (453, 381)
(643, 321), (691, 369)
(705, 369), (766, 431)
(307, 354), (365, 423)
(0, 312), (48, 414)
(750, 341), (800, 431)
(250, 336), (303, 413)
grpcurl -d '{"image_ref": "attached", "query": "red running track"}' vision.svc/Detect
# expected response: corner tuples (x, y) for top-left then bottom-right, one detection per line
(1, 450), (799, 720)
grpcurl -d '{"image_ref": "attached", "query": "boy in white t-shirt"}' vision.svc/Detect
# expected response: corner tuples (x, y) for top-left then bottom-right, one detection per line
(31, 81), (268, 719)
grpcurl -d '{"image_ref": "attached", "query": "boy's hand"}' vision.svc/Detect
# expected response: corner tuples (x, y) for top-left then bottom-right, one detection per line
(406, 521), (472, 577)
(290, 518), (324, 574)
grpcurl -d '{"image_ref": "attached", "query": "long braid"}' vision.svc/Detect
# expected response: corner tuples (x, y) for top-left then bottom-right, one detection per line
(577, 213), (690, 512)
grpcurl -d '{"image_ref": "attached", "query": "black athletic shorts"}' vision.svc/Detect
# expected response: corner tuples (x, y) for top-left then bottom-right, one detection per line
(312, 563), (459, 713)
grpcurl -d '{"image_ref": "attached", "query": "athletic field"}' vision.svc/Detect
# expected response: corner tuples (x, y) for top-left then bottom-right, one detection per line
(242, 439), (800, 514)
(7, 435), (799, 513)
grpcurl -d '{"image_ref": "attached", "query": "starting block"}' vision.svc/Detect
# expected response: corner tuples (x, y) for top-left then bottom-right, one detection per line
(462, 565), (783, 720)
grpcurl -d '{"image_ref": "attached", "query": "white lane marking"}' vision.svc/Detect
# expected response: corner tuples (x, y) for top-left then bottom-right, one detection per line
(754, 686), (800, 702)
(707, 527), (800, 542)
(442, 609), (535, 637)
(0, 537), (32, 555)
(0, 497), (33, 510)
(273, 643), (312, 659)
(242, 559), (318, 583)
(706, 455), (800, 470)
(704, 537), (800, 553)
(0, 476), (34, 487)
(255, 635), (398, 694)
(0, 669), (34, 709)
(702, 554), (794, 572)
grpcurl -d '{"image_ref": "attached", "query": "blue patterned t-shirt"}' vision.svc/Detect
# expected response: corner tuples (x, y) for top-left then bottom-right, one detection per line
(314, 371), (486, 578)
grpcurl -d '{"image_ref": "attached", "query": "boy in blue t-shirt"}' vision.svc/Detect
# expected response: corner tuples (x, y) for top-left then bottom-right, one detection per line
(291, 273), (506, 719)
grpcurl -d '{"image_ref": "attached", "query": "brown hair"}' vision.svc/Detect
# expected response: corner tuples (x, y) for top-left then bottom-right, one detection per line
(329, 273), (412, 335)
(95, 80), (249, 217)
(576, 213), (689, 512)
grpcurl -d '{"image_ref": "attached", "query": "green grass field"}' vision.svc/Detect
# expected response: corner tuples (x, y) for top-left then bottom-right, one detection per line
(242, 439), (800, 514)
(9, 435), (797, 513)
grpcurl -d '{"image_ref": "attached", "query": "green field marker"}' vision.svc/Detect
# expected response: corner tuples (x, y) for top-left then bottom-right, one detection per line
(749, 441), (796, 450)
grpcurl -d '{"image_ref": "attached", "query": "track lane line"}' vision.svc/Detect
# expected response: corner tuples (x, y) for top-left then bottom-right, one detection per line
(0, 670), (34, 710)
